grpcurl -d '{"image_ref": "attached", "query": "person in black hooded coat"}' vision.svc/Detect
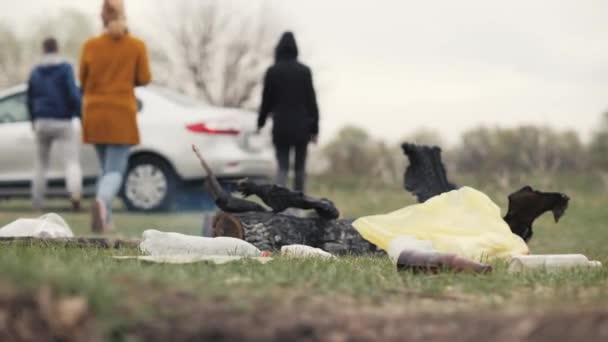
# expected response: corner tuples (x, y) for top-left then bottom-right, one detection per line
(258, 32), (319, 192)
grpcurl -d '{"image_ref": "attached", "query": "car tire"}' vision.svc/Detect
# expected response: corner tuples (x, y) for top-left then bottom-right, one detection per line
(121, 154), (177, 212)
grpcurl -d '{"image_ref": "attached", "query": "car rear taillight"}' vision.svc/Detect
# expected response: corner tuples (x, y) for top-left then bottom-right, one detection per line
(186, 122), (240, 135)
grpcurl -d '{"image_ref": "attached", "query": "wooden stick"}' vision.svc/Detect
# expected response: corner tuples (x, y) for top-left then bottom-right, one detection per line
(192, 144), (225, 199)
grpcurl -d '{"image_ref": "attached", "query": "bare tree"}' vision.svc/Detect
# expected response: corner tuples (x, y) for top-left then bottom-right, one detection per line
(0, 23), (24, 88)
(319, 126), (404, 184)
(156, 1), (278, 109)
(0, 10), (94, 88)
(29, 9), (95, 62)
(454, 125), (586, 190)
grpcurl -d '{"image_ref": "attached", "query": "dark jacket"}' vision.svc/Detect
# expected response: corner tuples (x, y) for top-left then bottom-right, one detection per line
(258, 32), (319, 146)
(27, 55), (81, 121)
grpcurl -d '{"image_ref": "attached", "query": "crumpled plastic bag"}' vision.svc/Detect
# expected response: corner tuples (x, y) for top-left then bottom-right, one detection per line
(0, 213), (74, 238)
(352, 187), (529, 261)
(140, 229), (262, 257)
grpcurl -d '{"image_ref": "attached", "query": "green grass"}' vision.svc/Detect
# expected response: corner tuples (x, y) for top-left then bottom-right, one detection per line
(1, 175), (608, 336)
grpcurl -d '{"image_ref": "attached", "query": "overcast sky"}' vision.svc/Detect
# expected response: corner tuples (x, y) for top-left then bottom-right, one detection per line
(1, 0), (607, 145)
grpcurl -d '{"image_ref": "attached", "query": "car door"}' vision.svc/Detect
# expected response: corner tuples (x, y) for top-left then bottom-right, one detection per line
(73, 121), (101, 180)
(44, 119), (100, 182)
(0, 92), (37, 184)
(0, 90), (100, 187)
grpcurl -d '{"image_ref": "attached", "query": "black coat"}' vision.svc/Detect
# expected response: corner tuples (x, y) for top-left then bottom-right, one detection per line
(258, 32), (319, 146)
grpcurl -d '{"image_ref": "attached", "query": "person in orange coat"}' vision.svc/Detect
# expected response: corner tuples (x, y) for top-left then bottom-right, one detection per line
(80, 0), (151, 232)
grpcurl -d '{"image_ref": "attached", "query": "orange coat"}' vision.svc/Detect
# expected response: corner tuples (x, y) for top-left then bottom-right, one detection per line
(79, 33), (151, 145)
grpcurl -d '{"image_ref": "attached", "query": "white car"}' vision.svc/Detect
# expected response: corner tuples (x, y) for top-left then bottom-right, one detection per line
(0, 84), (275, 211)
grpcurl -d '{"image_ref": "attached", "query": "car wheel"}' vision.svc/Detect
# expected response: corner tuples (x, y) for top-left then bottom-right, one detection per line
(122, 155), (177, 212)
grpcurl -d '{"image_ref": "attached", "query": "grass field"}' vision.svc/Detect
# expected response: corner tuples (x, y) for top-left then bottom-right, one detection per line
(1, 175), (607, 341)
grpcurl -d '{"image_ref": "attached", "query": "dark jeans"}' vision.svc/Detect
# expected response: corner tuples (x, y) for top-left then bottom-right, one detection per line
(275, 143), (308, 192)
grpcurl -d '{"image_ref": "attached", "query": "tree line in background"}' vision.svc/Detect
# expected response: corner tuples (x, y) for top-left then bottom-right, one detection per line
(319, 114), (608, 190)
(0, 10), (95, 88)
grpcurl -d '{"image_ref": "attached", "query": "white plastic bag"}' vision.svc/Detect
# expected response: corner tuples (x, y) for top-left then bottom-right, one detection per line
(140, 229), (262, 257)
(0, 213), (74, 238)
(280, 245), (335, 259)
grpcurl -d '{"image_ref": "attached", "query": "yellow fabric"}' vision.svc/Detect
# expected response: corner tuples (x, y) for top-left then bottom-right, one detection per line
(352, 187), (529, 261)
(79, 33), (152, 145)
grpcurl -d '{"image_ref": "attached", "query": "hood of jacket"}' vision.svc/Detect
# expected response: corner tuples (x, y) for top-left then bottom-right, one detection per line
(28, 53), (80, 121)
(275, 32), (299, 62)
(35, 53), (70, 75)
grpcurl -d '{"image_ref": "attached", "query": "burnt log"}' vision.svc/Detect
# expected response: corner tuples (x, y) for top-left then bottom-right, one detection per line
(211, 212), (380, 255)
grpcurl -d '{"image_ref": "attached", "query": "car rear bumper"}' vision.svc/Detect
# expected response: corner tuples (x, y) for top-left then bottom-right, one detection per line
(172, 150), (276, 181)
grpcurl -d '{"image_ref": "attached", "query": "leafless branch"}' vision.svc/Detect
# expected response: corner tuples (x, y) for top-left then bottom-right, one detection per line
(156, 1), (277, 109)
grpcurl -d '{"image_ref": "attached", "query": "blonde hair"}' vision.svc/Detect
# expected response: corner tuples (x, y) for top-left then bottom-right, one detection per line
(101, 0), (127, 36)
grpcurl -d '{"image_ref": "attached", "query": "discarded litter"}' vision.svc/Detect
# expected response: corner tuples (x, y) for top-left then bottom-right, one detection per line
(115, 230), (272, 266)
(394, 250), (492, 274)
(508, 254), (602, 273)
(0, 213), (74, 238)
(384, 236), (490, 273)
(353, 187), (530, 261)
(280, 245), (335, 259)
(139, 229), (262, 257)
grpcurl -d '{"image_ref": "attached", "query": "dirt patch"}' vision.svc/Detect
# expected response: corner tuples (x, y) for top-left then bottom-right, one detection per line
(2, 287), (608, 341)
(0, 286), (97, 342)
(129, 291), (608, 342)
(133, 307), (608, 342)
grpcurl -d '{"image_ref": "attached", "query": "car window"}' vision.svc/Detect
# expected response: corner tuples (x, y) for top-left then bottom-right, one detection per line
(0, 93), (28, 124)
